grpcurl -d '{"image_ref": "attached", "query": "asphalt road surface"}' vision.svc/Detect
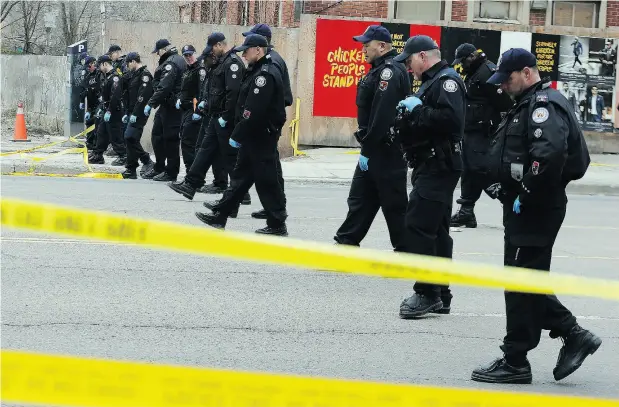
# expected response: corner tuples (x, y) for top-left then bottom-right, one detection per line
(2, 176), (618, 401)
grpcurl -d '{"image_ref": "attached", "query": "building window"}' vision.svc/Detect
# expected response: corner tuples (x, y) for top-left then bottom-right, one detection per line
(552, 1), (599, 28)
(474, 0), (519, 21)
(294, 0), (303, 22)
(394, 0), (444, 21)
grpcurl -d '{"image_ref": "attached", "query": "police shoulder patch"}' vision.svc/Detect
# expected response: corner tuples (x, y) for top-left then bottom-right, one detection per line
(230, 64), (239, 72)
(165, 64), (172, 71)
(533, 128), (543, 138)
(380, 68), (393, 80)
(532, 107), (549, 124)
(532, 161), (540, 175)
(536, 93), (548, 103)
(378, 80), (388, 91)
(443, 79), (458, 92)
(254, 88), (259, 94)
(199, 69), (206, 76)
(113, 76), (119, 82)
(243, 109), (251, 119)
(142, 75), (150, 82)
(255, 76), (266, 87)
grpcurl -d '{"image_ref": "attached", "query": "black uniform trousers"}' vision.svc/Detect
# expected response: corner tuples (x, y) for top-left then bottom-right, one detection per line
(458, 132), (491, 206)
(500, 193), (576, 360)
(93, 112), (126, 156)
(184, 117), (237, 189)
(215, 132), (287, 227)
(124, 124), (151, 171)
(408, 162), (461, 300)
(179, 109), (201, 172)
(151, 106), (182, 177)
(195, 115), (227, 188)
(335, 143), (408, 251)
(85, 116), (97, 150)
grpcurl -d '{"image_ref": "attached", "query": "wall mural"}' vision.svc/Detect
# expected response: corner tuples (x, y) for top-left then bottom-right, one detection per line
(313, 18), (618, 134)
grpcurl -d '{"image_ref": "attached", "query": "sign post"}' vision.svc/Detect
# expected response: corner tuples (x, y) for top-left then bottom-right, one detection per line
(66, 40), (87, 139)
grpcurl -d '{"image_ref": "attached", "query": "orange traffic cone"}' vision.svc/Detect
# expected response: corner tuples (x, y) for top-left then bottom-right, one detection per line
(12, 101), (30, 142)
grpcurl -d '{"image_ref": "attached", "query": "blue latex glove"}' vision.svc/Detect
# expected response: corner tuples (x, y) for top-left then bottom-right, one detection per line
(398, 96), (422, 112)
(104, 111), (111, 122)
(229, 139), (241, 149)
(79, 103), (84, 110)
(192, 113), (202, 121)
(84, 112), (91, 121)
(122, 114), (128, 123)
(144, 105), (151, 116)
(129, 115), (137, 124)
(218, 117), (227, 127)
(198, 101), (206, 110)
(513, 197), (521, 214)
(358, 155), (369, 171)
(175, 99), (181, 110)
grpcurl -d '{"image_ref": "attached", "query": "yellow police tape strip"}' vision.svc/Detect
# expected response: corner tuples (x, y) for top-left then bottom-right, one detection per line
(2, 198), (619, 301)
(2, 350), (617, 407)
(1, 125), (123, 179)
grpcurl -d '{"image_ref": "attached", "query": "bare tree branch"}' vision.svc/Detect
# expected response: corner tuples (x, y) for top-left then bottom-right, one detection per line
(1, 1), (19, 24)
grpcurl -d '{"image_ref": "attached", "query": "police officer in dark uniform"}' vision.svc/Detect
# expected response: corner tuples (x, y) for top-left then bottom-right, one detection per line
(88, 55), (127, 165)
(471, 48), (601, 384)
(195, 34), (288, 236)
(80, 56), (100, 151)
(394, 35), (465, 318)
(241, 23), (293, 220)
(333, 25), (410, 252)
(450, 43), (514, 228)
(121, 52), (155, 179)
(169, 33), (245, 200)
(143, 39), (187, 182)
(175, 44), (205, 172)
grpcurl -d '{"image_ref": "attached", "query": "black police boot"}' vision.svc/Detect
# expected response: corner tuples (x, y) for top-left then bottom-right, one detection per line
(88, 154), (104, 164)
(553, 325), (602, 381)
(111, 156), (127, 166)
(242, 193), (251, 205)
(140, 161), (155, 178)
(104, 146), (119, 157)
(195, 212), (227, 229)
(256, 224), (288, 236)
(471, 357), (532, 384)
(203, 200), (221, 211)
(168, 181), (196, 200)
(142, 168), (162, 180)
(121, 169), (137, 179)
(200, 183), (226, 194)
(251, 209), (268, 219)
(431, 298), (451, 314)
(450, 205), (477, 228)
(153, 172), (177, 182)
(399, 294), (443, 319)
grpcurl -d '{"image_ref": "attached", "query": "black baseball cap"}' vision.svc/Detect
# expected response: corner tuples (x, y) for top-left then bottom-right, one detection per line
(243, 23), (272, 39)
(452, 43), (477, 65)
(97, 55), (112, 65)
(394, 35), (439, 62)
(152, 39), (171, 54)
(204, 32), (225, 55)
(487, 48), (537, 85)
(84, 56), (97, 65)
(108, 44), (121, 53)
(125, 52), (140, 63)
(182, 45), (196, 56)
(234, 34), (268, 52)
(352, 25), (391, 44)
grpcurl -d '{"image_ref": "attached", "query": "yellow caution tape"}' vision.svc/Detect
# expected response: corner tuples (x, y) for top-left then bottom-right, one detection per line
(1, 198), (619, 300)
(1, 125), (121, 178)
(2, 350), (617, 407)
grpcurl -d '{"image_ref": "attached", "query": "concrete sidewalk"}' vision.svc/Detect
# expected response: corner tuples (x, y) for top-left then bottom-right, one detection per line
(2, 140), (619, 195)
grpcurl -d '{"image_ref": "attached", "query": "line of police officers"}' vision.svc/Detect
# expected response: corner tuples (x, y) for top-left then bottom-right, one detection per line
(341, 25), (601, 384)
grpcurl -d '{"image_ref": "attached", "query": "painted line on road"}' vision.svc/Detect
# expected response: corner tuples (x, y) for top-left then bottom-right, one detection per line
(447, 312), (619, 322)
(3, 237), (619, 262)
